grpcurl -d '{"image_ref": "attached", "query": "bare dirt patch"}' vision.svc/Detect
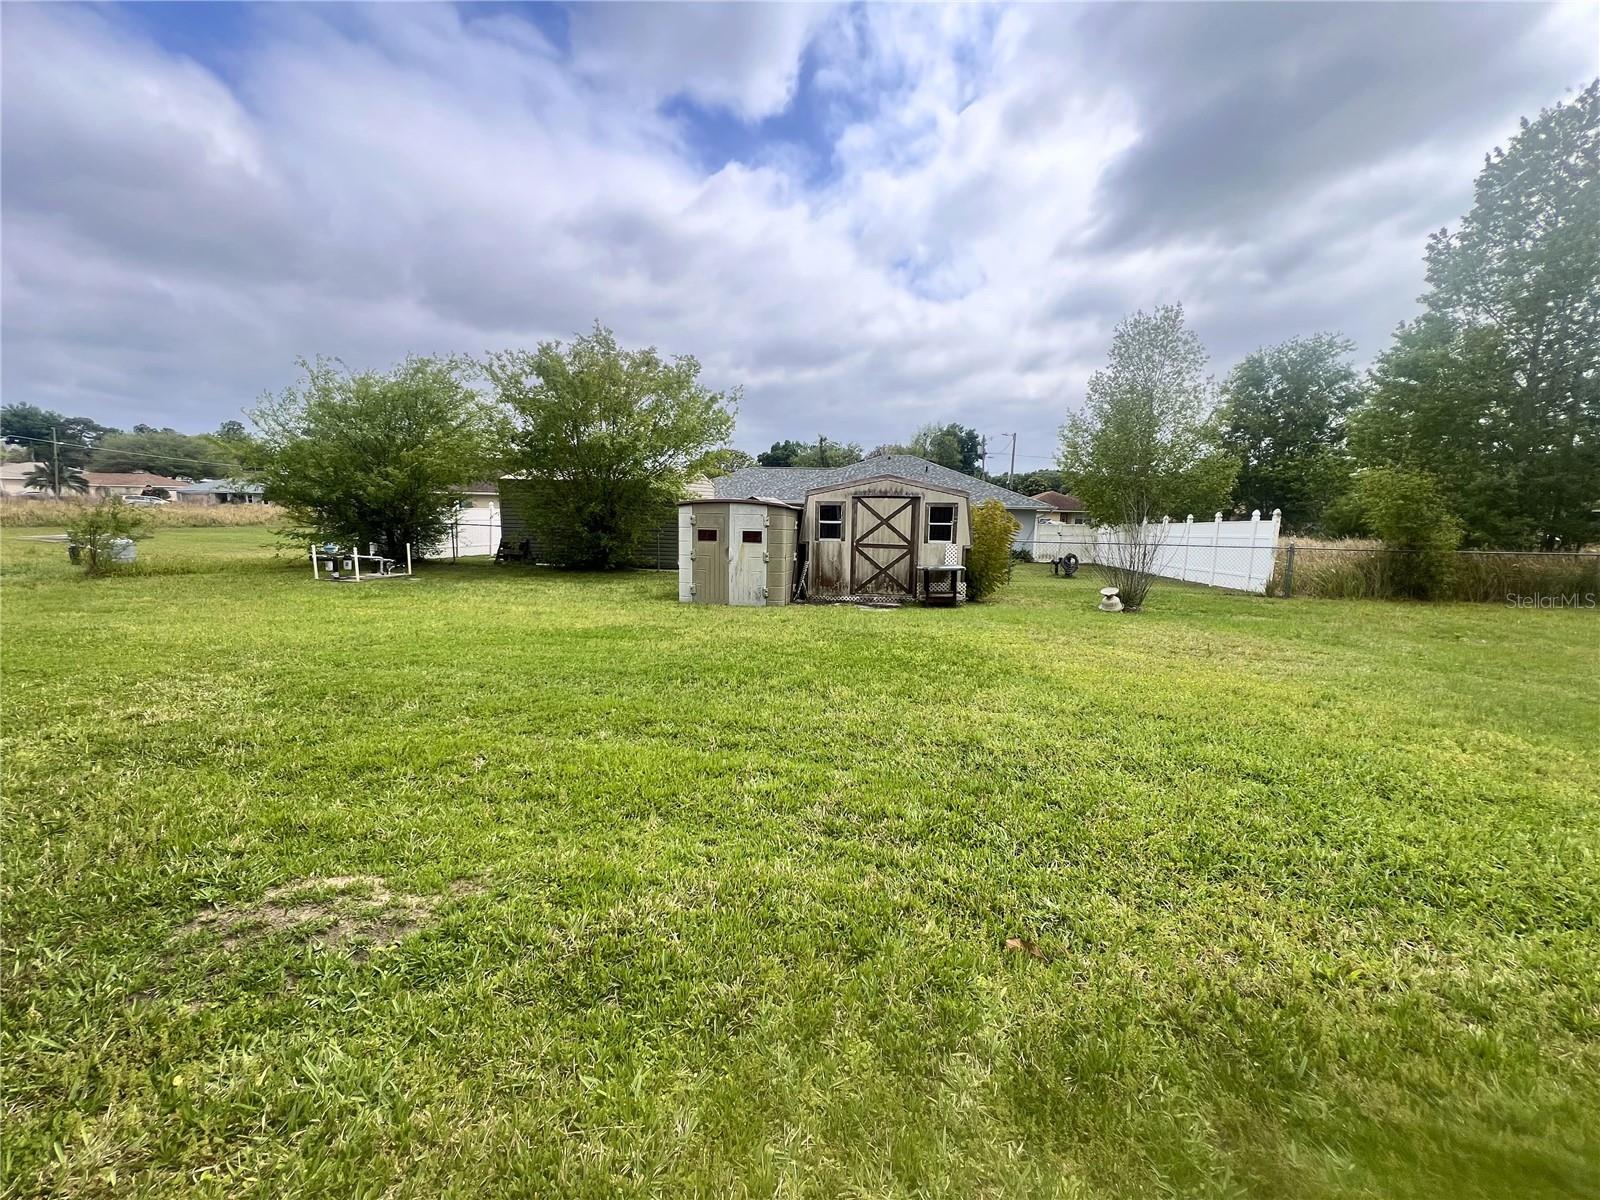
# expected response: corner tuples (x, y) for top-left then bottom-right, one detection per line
(177, 874), (468, 960)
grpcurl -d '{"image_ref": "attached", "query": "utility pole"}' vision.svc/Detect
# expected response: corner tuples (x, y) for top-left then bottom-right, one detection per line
(1007, 433), (1017, 490)
(51, 425), (61, 498)
(979, 436), (989, 479)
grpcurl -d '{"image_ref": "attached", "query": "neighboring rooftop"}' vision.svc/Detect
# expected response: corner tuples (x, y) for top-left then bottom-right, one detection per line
(85, 472), (191, 488)
(710, 454), (1050, 510)
(1032, 490), (1087, 511)
(175, 478), (264, 495)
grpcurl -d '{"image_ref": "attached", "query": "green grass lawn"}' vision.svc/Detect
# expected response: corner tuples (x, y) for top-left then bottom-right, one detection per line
(4, 528), (1597, 1198)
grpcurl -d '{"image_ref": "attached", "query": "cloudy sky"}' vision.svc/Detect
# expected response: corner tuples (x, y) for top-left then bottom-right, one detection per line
(3, 2), (1594, 465)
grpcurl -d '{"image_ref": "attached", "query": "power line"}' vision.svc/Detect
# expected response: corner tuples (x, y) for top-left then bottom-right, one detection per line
(0, 431), (244, 472)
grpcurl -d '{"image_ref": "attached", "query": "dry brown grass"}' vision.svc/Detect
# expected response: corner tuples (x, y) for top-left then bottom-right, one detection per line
(1270, 536), (1600, 601)
(176, 875), (475, 960)
(0, 495), (281, 528)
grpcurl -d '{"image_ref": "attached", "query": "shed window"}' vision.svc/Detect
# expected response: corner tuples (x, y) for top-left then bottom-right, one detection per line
(818, 503), (843, 540)
(741, 529), (763, 544)
(697, 528), (718, 542)
(927, 504), (956, 542)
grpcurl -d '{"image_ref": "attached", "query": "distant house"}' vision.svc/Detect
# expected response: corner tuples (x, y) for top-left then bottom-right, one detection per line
(0, 462), (41, 496)
(83, 472), (191, 499)
(175, 479), (267, 505)
(1033, 490), (1090, 525)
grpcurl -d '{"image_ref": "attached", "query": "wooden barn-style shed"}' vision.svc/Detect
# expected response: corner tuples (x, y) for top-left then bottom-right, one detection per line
(800, 474), (970, 602)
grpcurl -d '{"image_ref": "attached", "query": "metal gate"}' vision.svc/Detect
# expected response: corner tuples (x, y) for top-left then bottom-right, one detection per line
(850, 496), (917, 597)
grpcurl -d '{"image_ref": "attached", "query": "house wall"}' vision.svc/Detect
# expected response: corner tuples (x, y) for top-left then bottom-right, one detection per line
(803, 478), (970, 599)
(501, 480), (677, 568)
(1008, 508), (1038, 553)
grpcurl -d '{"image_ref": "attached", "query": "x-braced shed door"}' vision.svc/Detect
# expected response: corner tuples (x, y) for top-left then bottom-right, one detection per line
(850, 496), (917, 597)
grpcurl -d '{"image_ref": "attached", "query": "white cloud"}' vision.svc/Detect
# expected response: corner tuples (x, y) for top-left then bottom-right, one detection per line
(2, 1), (1593, 458)
(567, 3), (834, 122)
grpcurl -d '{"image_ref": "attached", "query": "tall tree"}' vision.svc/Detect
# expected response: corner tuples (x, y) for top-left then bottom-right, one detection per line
(756, 439), (806, 467)
(486, 324), (737, 569)
(1219, 333), (1364, 531)
(1059, 304), (1237, 524)
(1, 404), (118, 467)
(1353, 80), (1600, 547)
(91, 429), (240, 479)
(24, 460), (89, 497)
(909, 423), (984, 475)
(252, 356), (503, 559)
(1010, 468), (1065, 497)
(792, 436), (862, 468)
(705, 448), (755, 476)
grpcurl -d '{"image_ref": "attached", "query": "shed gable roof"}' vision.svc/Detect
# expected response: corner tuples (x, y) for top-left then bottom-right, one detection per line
(711, 454), (1048, 510)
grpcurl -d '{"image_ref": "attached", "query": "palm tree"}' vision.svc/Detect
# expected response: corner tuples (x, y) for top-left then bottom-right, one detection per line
(25, 460), (89, 498)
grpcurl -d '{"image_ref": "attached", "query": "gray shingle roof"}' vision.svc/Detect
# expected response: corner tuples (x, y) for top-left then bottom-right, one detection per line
(175, 478), (264, 495)
(711, 454), (1050, 510)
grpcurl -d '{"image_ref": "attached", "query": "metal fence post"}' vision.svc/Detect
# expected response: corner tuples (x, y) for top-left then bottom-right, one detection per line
(1282, 542), (1296, 598)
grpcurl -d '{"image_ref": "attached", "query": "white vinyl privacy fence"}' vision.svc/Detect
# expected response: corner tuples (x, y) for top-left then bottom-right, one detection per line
(1030, 510), (1282, 594)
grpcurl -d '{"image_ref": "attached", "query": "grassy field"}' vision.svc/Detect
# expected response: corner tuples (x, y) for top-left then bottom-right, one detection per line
(3, 528), (1597, 1198)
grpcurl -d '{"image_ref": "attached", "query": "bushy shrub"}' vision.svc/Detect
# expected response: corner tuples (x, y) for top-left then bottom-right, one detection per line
(64, 501), (151, 574)
(1320, 491), (1371, 539)
(967, 500), (1019, 602)
(1354, 468), (1462, 599)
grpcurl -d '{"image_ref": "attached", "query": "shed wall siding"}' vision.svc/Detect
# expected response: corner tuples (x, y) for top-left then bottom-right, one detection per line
(677, 506), (693, 601)
(499, 480), (677, 568)
(765, 509), (796, 605)
(802, 479), (970, 600)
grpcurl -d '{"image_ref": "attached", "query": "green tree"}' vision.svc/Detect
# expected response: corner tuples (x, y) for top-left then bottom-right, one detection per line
(24, 460), (89, 497)
(966, 499), (1019, 601)
(909, 423), (984, 475)
(705, 448), (755, 476)
(92, 429), (239, 479)
(1353, 80), (1600, 547)
(792, 437), (863, 468)
(1, 404), (118, 467)
(0, 402), (59, 446)
(65, 501), (151, 574)
(1059, 304), (1237, 525)
(1219, 333), (1364, 531)
(252, 356), (503, 559)
(486, 324), (737, 569)
(757, 439), (807, 467)
(757, 437), (863, 468)
(1354, 467), (1463, 600)
(1009, 468), (1065, 497)
(1351, 318), (1523, 545)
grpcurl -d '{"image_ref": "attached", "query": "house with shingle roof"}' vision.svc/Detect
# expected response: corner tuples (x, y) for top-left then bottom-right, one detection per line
(710, 452), (1050, 551)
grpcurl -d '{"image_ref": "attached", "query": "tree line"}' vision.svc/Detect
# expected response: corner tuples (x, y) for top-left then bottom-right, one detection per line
(0, 406), (255, 496)
(14, 81), (1593, 571)
(1062, 81), (1599, 552)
